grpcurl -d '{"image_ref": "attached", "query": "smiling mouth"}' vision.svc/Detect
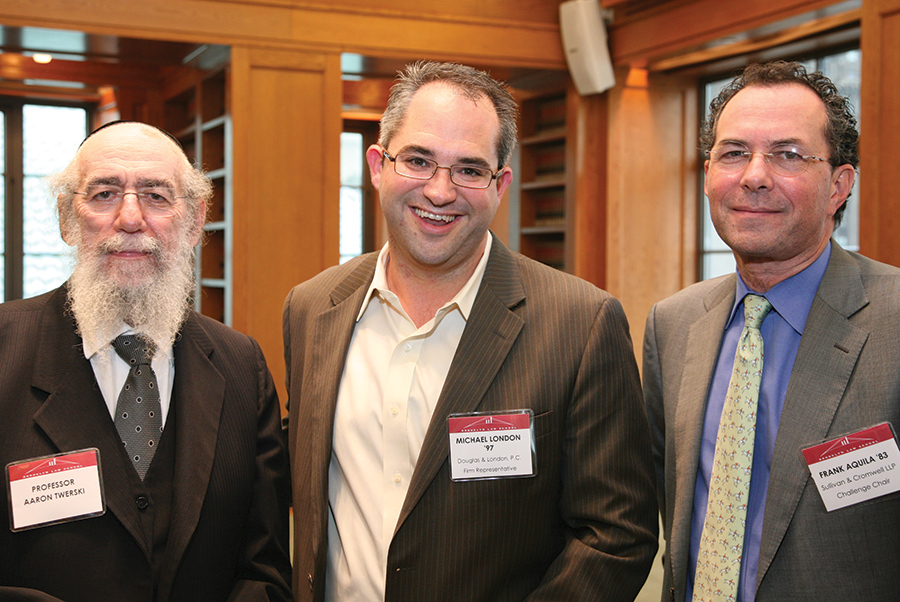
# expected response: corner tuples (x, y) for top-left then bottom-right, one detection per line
(415, 208), (456, 224)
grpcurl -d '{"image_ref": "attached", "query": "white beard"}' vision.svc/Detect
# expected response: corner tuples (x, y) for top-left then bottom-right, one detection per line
(66, 230), (196, 353)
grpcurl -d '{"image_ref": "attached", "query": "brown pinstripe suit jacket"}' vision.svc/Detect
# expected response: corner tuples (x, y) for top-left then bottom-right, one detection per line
(284, 235), (658, 601)
(0, 285), (292, 602)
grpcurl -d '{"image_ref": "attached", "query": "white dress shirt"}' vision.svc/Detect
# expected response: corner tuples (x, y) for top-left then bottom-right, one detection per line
(325, 236), (492, 601)
(82, 325), (175, 426)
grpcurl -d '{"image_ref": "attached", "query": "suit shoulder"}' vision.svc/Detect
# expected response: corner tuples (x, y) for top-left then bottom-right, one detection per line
(285, 253), (375, 307)
(513, 252), (614, 304)
(845, 249), (900, 278)
(652, 274), (731, 312)
(187, 311), (264, 356)
(0, 288), (57, 317)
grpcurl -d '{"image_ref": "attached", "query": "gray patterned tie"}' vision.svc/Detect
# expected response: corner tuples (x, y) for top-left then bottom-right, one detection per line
(112, 334), (163, 480)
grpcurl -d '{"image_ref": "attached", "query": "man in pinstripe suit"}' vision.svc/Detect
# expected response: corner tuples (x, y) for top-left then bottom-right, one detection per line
(0, 121), (291, 601)
(284, 61), (658, 601)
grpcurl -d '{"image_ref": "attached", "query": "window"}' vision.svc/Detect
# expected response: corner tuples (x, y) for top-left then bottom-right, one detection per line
(1, 100), (89, 300)
(340, 131), (365, 264)
(699, 49), (861, 280)
(340, 121), (379, 263)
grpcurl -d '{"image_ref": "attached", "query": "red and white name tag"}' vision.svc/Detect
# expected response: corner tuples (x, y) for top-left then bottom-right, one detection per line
(802, 423), (900, 512)
(448, 410), (536, 481)
(6, 449), (105, 531)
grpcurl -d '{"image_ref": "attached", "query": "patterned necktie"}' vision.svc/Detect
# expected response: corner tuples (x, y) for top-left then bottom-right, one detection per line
(693, 294), (772, 602)
(111, 334), (163, 480)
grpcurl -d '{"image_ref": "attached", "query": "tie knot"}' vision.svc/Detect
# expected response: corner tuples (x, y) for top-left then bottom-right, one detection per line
(743, 294), (772, 330)
(111, 334), (155, 366)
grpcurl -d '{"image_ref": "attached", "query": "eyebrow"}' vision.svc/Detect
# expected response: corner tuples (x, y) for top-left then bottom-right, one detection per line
(395, 144), (493, 169)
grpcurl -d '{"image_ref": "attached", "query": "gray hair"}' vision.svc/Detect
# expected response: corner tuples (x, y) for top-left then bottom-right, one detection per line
(378, 61), (519, 169)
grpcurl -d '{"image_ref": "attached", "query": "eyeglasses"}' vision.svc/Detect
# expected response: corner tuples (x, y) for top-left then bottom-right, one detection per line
(74, 187), (184, 217)
(706, 146), (829, 177)
(382, 150), (500, 190)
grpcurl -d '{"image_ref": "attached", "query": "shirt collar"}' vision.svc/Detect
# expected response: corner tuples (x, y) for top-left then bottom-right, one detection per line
(356, 233), (493, 323)
(728, 240), (832, 335)
(82, 323), (174, 362)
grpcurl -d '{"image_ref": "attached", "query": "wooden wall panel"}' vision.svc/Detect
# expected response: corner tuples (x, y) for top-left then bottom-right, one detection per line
(860, 0), (900, 267)
(210, 0), (561, 26)
(608, 0), (842, 66)
(569, 83), (608, 287)
(0, 0), (565, 68)
(230, 46), (342, 403)
(605, 69), (698, 366)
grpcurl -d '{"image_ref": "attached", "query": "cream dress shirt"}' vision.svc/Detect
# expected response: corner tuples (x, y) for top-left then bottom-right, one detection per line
(325, 236), (492, 601)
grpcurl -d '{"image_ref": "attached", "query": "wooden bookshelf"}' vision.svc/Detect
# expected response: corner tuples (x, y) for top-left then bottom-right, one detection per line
(162, 60), (232, 324)
(514, 88), (572, 271)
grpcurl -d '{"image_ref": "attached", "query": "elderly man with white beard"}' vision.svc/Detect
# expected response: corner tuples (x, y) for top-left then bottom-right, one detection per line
(0, 121), (292, 602)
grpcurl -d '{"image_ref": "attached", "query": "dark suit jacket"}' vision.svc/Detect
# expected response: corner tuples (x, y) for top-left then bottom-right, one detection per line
(643, 242), (900, 601)
(284, 236), (658, 601)
(0, 286), (292, 602)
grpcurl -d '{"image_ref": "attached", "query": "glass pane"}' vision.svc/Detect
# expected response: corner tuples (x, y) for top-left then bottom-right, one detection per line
(23, 105), (85, 175)
(340, 132), (364, 187)
(23, 176), (67, 254)
(0, 112), (5, 301)
(22, 104), (85, 298)
(703, 251), (736, 281)
(0, 110), (5, 172)
(820, 50), (861, 251)
(23, 254), (71, 299)
(339, 186), (363, 263)
(340, 131), (365, 264)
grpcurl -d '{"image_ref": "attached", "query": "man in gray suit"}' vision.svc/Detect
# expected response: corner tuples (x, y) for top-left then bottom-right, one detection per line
(284, 61), (658, 601)
(644, 61), (900, 601)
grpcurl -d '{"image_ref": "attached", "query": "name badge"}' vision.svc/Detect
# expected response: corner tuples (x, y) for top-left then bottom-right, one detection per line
(448, 410), (536, 481)
(6, 448), (106, 532)
(802, 423), (900, 512)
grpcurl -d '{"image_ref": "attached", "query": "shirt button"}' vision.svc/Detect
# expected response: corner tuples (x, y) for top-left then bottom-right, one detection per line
(135, 495), (149, 510)
(403, 344), (411, 353)
(391, 405), (399, 415)
(393, 474), (402, 483)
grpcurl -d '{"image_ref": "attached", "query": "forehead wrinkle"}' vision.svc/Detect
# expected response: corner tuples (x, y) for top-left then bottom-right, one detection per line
(84, 175), (177, 190)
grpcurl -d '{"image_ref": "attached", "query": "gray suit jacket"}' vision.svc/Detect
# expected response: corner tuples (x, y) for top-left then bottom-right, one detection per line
(284, 236), (658, 601)
(0, 285), (292, 602)
(643, 242), (900, 601)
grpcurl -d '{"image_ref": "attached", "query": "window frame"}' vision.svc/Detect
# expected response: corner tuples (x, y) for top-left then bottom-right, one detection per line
(0, 96), (92, 300)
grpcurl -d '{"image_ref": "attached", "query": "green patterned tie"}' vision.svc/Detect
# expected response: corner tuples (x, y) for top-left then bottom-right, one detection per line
(693, 294), (772, 602)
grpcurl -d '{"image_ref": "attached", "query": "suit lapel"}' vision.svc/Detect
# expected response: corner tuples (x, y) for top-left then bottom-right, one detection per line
(757, 244), (868, 587)
(160, 313), (225, 591)
(395, 238), (525, 533)
(30, 287), (151, 557)
(669, 277), (734, 596)
(306, 257), (378, 563)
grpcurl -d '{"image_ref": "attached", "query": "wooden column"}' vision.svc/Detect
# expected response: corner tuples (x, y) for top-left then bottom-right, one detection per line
(860, 0), (900, 267)
(230, 47), (342, 406)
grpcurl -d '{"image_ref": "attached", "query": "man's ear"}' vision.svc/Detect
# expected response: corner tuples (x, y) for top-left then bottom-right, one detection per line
(366, 145), (385, 191)
(58, 194), (77, 246)
(188, 199), (207, 247)
(828, 164), (856, 218)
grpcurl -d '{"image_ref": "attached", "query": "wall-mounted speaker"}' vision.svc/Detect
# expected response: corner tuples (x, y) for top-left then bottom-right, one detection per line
(559, 0), (615, 95)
